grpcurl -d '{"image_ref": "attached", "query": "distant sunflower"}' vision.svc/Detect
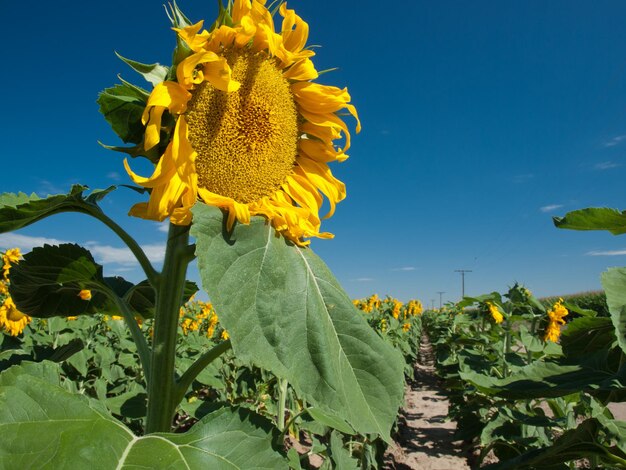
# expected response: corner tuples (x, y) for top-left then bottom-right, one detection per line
(124, 0), (359, 245)
(486, 301), (504, 324)
(0, 297), (31, 337)
(2, 248), (20, 280)
(544, 298), (568, 342)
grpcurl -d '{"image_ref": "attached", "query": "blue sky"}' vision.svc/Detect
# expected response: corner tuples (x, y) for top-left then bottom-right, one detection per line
(2, 1), (626, 305)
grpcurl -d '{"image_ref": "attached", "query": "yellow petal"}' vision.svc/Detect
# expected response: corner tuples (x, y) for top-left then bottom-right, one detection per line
(283, 173), (322, 215)
(143, 106), (165, 151)
(280, 3), (309, 53)
(123, 147), (176, 189)
(283, 58), (318, 81)
(296, 157), (346, 218)
(174, 21), (210, 52)
(299, 109), (352, 153)
(299, 138), (346, 163)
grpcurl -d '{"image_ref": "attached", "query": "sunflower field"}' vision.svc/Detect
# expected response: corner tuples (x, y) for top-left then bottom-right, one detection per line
(1, 0), (626, 469)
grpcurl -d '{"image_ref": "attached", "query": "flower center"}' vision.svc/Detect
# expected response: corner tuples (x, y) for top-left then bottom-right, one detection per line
(186, 50), (299, 203)
(6, 305), (24, 322)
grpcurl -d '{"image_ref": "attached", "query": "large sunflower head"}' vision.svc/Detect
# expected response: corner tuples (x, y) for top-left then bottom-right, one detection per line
(122, 0), (360, 245)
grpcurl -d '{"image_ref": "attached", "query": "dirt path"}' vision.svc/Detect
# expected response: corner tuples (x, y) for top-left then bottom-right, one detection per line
(385, 334), (469, 470)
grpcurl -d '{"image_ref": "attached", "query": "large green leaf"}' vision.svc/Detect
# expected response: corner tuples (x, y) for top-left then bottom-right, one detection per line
(0, 362), (286, 469)
(190, 203), (404, 440)
(602, 267), (626, 355)
(485, 419), (626, 469)
(560, 316), (616, 358)
(8, 243), (114, 318)
(124, 279), (198, 318)
(553, 207), (626, 235)
(0, 185), (117, 234)
(460, 349), (626, 399)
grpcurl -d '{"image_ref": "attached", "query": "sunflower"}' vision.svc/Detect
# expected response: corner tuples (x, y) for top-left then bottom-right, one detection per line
(486, 301), (504, 324)
(544, 298), (568, 342)
(123, 0), (359, 245)
(0, 296), (31, 336)
(2, 248), (21, 280)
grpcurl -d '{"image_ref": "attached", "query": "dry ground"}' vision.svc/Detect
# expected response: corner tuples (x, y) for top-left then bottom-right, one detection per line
(384, 336), (470, 469)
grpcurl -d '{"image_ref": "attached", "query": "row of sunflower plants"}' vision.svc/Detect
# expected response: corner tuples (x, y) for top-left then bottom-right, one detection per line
(422, 208), (626, 469)
(0, 1), (410, 468)
(1, 260), (423, 468)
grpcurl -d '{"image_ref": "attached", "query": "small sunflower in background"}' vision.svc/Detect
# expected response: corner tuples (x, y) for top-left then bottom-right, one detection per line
(544, 298), (568, 342)
(0, 248), (31, 336)
(486, 301), (504, 324)
(0, 296), (30, 337)
(108, 0), (359, 246)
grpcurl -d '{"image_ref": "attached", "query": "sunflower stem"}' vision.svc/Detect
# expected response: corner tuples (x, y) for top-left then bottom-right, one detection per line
(82, 205), (160, 287)
(106, 290), (152, 384)
(145, 223), (191, 434)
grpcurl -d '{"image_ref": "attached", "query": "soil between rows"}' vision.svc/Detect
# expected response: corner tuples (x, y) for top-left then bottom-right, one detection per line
(384, 335), (470, 469)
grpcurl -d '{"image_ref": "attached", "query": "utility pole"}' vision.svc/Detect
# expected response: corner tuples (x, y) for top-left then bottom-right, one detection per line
(454, 270), (472, 299)
(430, 299), (435, 311)
(436, 291), (445, 309)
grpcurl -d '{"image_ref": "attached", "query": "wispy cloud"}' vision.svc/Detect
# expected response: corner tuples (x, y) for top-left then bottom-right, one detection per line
(594, 161), (621, 170)
(352, 277), (374, 282)
(603, 135), (626, 147)
(0, 233), (165, 267)
(512, 173), (534, 184)
(391, 266), (416, 272)
(0, 233), (67, 251)
(85, 242), (165, 266)
(157, 222), (170, 233)
(587, 249), (626, 256)
(540, 204), (563, 213)
(107, 171), (121, 181)
(36, 179), (65, 197)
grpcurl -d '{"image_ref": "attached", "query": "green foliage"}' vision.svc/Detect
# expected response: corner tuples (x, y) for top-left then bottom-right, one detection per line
(541, 291), (609, 318)
(8, 244), (112, 318)
(0, 185), (116, 234)
(553, 207), (626, 235)
(602, 267), (626, 355)
(0, 361), (287, 469)
(191, 203), (405, 440)
(423, 280), (626, 468)
(97, 82), (149, 145)
(115, 52), (169, 86)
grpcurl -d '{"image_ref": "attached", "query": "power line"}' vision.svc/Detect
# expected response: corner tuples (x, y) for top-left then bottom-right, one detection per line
(436, 291), (445, 309)
(454, 270), (472, 299)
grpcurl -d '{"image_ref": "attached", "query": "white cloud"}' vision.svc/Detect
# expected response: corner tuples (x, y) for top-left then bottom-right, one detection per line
(0, 233), (165, 267)
(595, 161), (621, 170)
(0, 233), (68, 251)
(587, 249), (626, 256)
(604, 135), (626, 147)
(85, 242), (165, 266)
(157, 222), (170, 233)
(107, 172), (121, 181)
(352, 277), (374, 282)
(540, 204), (563, 213)
(391, 266), (416, 272)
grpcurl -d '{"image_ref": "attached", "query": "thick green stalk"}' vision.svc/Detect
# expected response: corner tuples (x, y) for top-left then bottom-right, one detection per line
(145, 223), (192, 434)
